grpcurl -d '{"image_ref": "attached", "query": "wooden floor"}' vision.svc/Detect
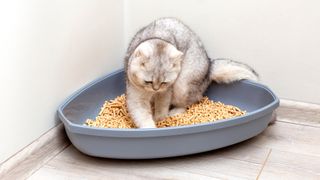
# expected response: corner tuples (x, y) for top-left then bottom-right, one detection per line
(4, 100), (320, 179)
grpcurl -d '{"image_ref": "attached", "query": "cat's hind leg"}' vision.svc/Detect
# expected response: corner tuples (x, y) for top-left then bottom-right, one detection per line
(170, 79), (209, 116)
(170, 69), (211, 116)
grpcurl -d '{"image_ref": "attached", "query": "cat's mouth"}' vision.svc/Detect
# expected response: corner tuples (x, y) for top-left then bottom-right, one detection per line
(144, 86), (167, 92)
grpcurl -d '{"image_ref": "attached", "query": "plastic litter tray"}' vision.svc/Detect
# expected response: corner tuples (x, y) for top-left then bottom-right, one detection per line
(58, 69), (279, 159)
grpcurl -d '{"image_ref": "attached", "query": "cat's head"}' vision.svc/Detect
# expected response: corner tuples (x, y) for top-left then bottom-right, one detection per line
(127, 39), (183, 92)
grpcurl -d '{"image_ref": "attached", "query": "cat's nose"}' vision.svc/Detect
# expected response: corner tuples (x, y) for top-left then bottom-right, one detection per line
(152, 84), (161, 91)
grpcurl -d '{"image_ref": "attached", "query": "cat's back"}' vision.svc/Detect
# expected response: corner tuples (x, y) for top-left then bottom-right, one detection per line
(128, 17), (195, 53)
(150, 17), (189, 33)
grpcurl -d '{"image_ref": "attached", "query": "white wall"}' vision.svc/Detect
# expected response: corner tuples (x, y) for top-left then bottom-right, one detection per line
(124, 0), (320, 104)
(0, 0), (124, 163)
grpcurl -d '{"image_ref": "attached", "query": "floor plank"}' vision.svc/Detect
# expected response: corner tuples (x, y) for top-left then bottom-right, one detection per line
(0, 124), (70, 180)
(247, 121), (320, 157)
(259, 149), (320, 180)
(28, 142), (270, 180)
(29, 161), (217, 180)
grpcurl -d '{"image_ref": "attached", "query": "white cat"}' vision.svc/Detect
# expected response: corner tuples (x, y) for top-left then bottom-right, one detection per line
(125, 17), (258, 128)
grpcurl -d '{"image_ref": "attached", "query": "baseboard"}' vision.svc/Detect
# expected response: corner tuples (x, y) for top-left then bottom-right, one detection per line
(0, 123), (70, 180)
(277, 99), (320, 127)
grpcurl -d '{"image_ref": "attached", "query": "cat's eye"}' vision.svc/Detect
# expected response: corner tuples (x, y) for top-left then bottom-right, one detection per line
(161, 82), (168, 85)
(144, 81), (153, 84)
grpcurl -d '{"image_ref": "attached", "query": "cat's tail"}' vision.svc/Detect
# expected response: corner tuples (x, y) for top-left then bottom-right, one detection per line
(210, 58), (259, 83)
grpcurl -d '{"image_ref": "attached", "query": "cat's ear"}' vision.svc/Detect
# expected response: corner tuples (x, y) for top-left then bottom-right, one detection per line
(134, 42), (153, 58)
(167, 46), (183, 60)
(133, 48), (149, 68)
(133, 50), (146, 58)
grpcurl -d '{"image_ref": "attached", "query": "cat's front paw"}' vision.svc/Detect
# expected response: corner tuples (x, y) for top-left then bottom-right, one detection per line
(138, 120), (157, 128)
(169, 107), (186, 117)
(154, 112), (168, 122)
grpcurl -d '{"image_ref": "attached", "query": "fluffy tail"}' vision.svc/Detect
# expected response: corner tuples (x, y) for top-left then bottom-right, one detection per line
(210, 58), (259, 83)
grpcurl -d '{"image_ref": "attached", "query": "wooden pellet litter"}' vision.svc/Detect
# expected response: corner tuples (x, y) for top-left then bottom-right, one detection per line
(85, 94), (245, 128)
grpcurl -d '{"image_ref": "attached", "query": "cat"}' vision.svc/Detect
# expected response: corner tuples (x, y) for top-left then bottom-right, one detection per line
(125, 17), (258, 128)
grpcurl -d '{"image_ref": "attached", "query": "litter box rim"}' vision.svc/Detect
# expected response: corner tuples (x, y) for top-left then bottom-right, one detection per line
(58, 69), (279, 138)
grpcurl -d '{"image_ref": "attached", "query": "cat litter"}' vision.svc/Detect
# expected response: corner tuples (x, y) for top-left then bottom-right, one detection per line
(85, 95), (245, 128)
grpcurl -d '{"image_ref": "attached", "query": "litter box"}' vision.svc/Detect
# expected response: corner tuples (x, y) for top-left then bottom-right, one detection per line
(58, 69), (279, 159)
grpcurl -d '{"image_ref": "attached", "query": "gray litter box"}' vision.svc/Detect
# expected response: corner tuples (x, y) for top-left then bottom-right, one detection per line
(58, 69), (279, 159)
